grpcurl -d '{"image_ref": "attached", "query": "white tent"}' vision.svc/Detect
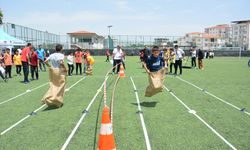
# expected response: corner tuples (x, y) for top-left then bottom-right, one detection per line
(0, 28), (26, 46)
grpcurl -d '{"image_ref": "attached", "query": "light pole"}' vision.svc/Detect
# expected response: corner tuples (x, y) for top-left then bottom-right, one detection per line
(107, 25), (113, 50)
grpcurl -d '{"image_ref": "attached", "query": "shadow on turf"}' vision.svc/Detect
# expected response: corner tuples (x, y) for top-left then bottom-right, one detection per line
(131, 101), (158, 107)
(42, 105), (61, 111)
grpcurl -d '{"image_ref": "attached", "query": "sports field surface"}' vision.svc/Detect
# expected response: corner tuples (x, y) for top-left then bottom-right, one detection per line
(0, 56), (249, 150)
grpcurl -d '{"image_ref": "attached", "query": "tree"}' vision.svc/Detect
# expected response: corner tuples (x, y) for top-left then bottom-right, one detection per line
(0, 9), (3, 25)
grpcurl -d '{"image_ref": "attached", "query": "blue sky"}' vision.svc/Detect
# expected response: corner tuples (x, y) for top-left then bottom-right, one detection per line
(0, 0), (249, 36)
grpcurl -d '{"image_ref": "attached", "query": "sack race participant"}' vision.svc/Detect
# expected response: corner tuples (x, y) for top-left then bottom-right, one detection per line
(42, 44), (67, 108)
(86, 51), (95, 75)
(144, 46), (167, 97)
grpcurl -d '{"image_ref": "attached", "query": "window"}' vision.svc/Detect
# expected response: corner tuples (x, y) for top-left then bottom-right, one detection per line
(78, 38), (92, 43)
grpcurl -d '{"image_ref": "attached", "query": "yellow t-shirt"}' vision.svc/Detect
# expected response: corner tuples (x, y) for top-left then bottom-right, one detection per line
(87, 56), (95, 65)
(13, 54), (22, 65)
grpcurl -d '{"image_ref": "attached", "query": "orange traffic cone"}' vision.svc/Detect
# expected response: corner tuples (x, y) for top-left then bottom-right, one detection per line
(119, 64), (125, 78)
(98, 106), (116, 150)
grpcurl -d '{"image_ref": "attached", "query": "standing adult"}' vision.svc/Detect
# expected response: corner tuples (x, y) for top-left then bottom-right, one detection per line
(75, 48), (83, 75)
(112, 45), (123, 74)
(197, 49), (204, 70)
(174, 45), (185, 75)
(21, 43), (32, 84)
(191, 46), (197, 68)
(36, 45), (46, 71)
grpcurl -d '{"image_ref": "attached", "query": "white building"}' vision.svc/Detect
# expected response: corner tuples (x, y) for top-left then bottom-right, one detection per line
(204, 24), (231, 45)
(67, 30), (104, 49)
(231, 20), (250, 50)
(179, 32), (224, 50)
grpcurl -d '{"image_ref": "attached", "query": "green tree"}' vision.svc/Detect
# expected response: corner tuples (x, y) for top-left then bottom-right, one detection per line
(0, 9), (3, 25)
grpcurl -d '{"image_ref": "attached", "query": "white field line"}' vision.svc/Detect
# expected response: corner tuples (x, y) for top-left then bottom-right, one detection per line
(176, 77), (250, 116)
(61, 76), (109, 150)
(163, 86), (237, 150)
(0, 77), (86, 136)
(0, 82), (49, 105)
(130, 77), (151, 150)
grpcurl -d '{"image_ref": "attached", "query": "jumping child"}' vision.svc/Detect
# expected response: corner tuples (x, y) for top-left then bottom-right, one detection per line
(144, 46), (167, 97)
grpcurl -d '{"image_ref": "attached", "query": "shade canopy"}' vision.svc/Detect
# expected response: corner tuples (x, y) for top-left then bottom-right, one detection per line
(0, 28), (26, 46)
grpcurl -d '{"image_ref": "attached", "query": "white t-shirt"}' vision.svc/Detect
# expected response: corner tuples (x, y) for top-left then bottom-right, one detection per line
(47, 53), (64, 68)
(175, 48), (185, 60)
(191, 50), (196, 58)
(0, 66), (5, 74)
(112, 48), (123, 60)
(67, 55), (74, 65)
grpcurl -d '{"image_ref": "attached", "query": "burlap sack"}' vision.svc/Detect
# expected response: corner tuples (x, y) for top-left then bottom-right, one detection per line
(42, 67), (67, 107)
(86, 65), (93, 75)
(145, 68), (166, 97)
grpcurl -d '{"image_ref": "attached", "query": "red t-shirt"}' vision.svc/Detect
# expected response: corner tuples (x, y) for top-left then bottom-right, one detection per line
(30, 52), (38, 66)
(75, 51), (83, 63)
(21, 47), (30, 62)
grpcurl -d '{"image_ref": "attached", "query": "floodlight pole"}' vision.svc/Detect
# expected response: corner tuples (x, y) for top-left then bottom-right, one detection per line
(108, 25), (113, 49)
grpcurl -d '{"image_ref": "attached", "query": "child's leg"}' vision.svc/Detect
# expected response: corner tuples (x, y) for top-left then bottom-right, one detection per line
(30, 66), (34, 79)
(67, 64), (70, 75)
(0, 71), (5, 80)
(16, 65), (18, 75)
(35, 66), (39, 79)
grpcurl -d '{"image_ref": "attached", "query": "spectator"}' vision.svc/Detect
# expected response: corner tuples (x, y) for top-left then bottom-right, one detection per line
(191, 46), (197, 68)
(13, 50), (22, 76)
(21, 43), (32, 84)
(112, 45), (123, 74)
(75, 48), (83, 75)
(4, 48), (12, 79)
(30, 47), (39, 80)
(36, 45), (46, 71)
(197, 49), (204, 70)
(67, 52), (74, 76)
(174, 45), (185, 75)
(105, 49), (110, 62)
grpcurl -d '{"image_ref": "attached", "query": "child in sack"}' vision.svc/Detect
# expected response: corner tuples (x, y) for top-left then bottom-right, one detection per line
(144, 46), (168, 97)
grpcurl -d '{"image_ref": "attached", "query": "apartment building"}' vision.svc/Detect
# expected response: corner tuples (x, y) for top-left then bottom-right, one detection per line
(231, 20), (250, 50)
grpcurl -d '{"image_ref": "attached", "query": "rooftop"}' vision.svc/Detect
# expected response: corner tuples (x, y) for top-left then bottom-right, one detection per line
(231, 20), (250, 24)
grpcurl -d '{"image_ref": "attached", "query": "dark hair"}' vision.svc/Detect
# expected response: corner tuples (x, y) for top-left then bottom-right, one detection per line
(77, 48), (81, 51)
(170, 48), (174, 51)
(30, 46), (35, 50)
(152, 46), (159, 51)
(6, 48), (10, 51)
(27, 43), (32, 47)
(174, 45), (178, 48)
(56, 44), (63, 52)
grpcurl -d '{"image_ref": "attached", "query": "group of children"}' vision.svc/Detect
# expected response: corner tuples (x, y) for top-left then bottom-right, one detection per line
(0, 44), (42, 83)
(66, 48), (95, 76)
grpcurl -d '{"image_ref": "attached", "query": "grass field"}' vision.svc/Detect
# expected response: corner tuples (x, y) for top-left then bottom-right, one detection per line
(0, 56), (249, 150)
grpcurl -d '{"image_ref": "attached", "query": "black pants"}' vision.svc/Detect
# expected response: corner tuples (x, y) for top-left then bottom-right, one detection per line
(0, 71), (5, 80)
(122, 60), (126, 69)
(68, 64), (74, 76)
(76, 63), (82, 75)
(106, 56), (109, 62)
(39, 58), (46, 71)
(22, 61), (29, 82)
(16, 65), (22, 75)
(5, 65), (12, 78)
(170, 63), (175, 73)
(174, 60), (182, 75)
(191, 57), (196, 67)
(30, 65), (39, 79)
(113, 59), (122, 73)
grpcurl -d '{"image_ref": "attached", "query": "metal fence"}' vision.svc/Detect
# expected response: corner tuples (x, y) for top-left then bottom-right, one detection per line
(2, 22), (60, 49)
(2, 22), (249, 51)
